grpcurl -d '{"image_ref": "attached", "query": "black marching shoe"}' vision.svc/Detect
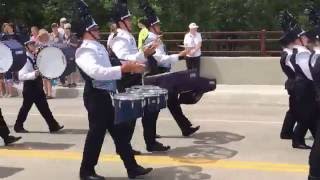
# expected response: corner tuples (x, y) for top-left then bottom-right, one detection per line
(116, 149), (142, 156)
(280, 133), (292, 140)
(14, 125), (29, 133)
(4, 136), (22, 146)
(80, 172), (105, 180)
(147, 141), (170, 152)
(155, 134), (162, 139)
(127, 165), (153, 179)
(49, 124), (64, 133)
(309, 175), (320, 180)
(292, 143), (311, 150)
(132, 149), (142, 155)
(182, 126), (200, 137)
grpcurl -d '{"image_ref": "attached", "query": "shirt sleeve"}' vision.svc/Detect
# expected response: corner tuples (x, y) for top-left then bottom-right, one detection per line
(111, 37), (146, 63)
(76, 48), (122, 81)
(153, 47), (179, 67)
(19, 61), (36, 81)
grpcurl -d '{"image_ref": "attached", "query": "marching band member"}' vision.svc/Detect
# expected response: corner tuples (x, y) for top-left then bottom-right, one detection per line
(14, 39), (64, 133)
(279, 12), (299, 140)
(305, 7), (320, 179)
(72, 1), (152, 179)
(140, 0), (200, 137)
(0, 108), (21, 145)
(283, 11), (317, 149)
(109, 0), (170, 153)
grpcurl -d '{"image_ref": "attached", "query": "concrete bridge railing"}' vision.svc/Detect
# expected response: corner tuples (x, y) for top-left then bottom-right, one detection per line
(172, 57), (285, 85)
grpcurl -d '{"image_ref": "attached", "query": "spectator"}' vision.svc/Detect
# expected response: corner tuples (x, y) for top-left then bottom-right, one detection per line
(184, 22), (202, 73)
(58, 17), (67, 35)
(0, 73), (5, 97)
(49, 23), (63, 46)
(37, 29), (54, 99)
(30, 26), (39, 42)
(137, 18), (149, 50)
(63, 23), (79, 88)
(1, 23), (19, 97)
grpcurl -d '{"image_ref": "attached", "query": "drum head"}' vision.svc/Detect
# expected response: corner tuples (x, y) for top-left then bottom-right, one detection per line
(37, 47), (67, 79)
(0, 42), (13, 73)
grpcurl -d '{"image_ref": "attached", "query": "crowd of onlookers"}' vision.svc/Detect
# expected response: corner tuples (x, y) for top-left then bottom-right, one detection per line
(0, 18), (81, 98)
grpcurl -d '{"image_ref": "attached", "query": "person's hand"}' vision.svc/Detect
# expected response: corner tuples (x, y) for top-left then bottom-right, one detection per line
(35, 70), (40, 77)
(121, 62), (145, 74)
(143, 46), (156, 57)
(178, 49), (189, 57)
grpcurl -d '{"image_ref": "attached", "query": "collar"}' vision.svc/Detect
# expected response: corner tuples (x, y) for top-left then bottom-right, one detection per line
(26, 51), (35, 59)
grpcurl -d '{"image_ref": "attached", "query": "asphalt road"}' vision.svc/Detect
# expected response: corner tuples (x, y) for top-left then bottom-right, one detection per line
(0, 85), (311, 180)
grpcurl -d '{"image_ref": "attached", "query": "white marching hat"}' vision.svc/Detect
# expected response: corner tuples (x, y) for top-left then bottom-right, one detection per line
(189, 22), (199, 29)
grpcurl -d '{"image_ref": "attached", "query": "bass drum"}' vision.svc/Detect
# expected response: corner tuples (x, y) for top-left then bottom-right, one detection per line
(37, 47), (67, 79)
(0, 40), (26, 73)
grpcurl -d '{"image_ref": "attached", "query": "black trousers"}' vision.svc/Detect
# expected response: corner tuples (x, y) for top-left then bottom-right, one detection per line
(293, 79), (317, 144)
(125, 110), (159, 148)
(15, 81), (59, 129)
(117, 74), (159, 149)
(309, 110), (320, 178)
(186, 56), (201, 73)
(0, 108), (10, 139)
(80, 85), (138, 174)
(167, 91), (192, 133)
(280, 88), (297, 137)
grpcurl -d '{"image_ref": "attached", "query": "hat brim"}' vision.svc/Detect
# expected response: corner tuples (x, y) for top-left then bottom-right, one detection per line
(189, 26), (199, 29)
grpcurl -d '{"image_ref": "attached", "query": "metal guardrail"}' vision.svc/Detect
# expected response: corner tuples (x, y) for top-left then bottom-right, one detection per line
(100, 30), (283, 57)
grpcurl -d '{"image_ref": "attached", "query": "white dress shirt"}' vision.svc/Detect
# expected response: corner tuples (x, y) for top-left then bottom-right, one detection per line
(109, 28), (146, 63)
(283, 48), (295, 72)
(144, 32), (179, 68)
(293, 45), (313, 80)
(184, 32), (202, 57)
(75, 40), (122, 81)
(19, 51), (37, 81)
(310, 47), (320, 68)
(107, 32), (114, 48)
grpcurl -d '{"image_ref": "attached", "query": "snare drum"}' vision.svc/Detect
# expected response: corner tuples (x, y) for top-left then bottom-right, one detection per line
(127, 88), (161, 112)
(36, 47), (67, 79)
(0, 40), (26, 73)
(113, 93), (145, 125)
(129, 85), (168, 110)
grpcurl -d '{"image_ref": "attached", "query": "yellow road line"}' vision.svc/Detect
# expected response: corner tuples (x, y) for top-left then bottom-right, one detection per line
(0, 149), (308, 173)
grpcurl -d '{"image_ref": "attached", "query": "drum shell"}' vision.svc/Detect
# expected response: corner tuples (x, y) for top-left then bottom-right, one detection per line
(0, 40), (26, 73)
(144, 95), (160, 112)
(113, 99), (144, 125)
(158, 92), (168, 109)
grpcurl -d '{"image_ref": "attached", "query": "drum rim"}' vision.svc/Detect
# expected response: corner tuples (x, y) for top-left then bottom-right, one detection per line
(113, 93), (145, 100)
(36, 46), (67, 79)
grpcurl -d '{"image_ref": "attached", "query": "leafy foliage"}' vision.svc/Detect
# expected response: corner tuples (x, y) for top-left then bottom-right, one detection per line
(1, 0), (319, 32)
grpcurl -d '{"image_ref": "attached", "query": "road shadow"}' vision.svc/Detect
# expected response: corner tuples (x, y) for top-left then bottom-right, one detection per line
(192, 131), (245, 145)
(14, 128), (88, 135)
(149, 131), (243, 163)
(107, 166), (211, 180)
(168, 145), (238, 163)
(0, 166), (24, 179)
(0, 142), (74, 150)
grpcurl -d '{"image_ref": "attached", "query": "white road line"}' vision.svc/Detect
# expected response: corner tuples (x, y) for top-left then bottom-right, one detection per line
(4, 113), (282, 125)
